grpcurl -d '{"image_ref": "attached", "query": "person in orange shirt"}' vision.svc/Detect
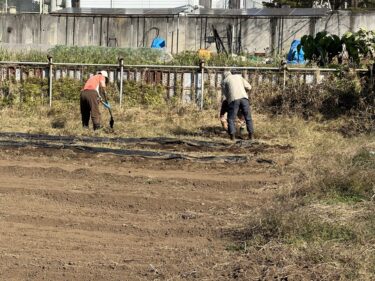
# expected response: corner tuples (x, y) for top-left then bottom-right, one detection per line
(80, 70), (109, 130)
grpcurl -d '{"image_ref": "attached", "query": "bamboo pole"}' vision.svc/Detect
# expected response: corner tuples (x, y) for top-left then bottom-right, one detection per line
(48, 55), (53, 107)
(119, 57), (124, 108)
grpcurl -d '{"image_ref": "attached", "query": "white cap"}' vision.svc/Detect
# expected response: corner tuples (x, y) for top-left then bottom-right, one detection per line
(98, 70), (108, 79)
(224, 70), (232, 78)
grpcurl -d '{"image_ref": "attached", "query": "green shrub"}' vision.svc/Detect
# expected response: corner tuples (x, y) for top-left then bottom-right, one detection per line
(300, 28), (375, 67)
(49, 46), (165, 65)
(53, 77), (83, 101)
(20, 77), (48, 107)
(0, 46), (277, 66)
(299, 31), (342, 66)
(0, 79), (17, 106)
(123, 80), (165, 107)
(170, 51), (200, 66)
(0, 48), (46, 62)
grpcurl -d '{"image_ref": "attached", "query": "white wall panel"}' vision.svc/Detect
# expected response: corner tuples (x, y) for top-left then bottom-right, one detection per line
(80, 0), (111, 8)
(211, 0), (225, 8)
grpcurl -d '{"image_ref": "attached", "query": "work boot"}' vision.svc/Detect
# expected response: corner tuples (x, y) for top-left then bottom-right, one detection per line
(248, 133), (253, 140)
(82, 125), (89, 130)
(239, 126), (245, 134)
(93, 124), (102, 131)
(229, 134), (235, 141)
(239, 127), (246, 139)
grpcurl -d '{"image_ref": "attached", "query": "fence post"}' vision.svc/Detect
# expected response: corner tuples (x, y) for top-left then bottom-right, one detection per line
(281, 59), (287, 90)
(118, 57), (124, 108)
(314, 68), (321, 85)
(199, 59), (205, 110)
(47, 55), (53, 107)
(368, 63), (374, 90)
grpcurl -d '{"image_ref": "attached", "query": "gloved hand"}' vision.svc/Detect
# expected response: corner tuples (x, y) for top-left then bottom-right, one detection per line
(102, 101), (111, 109)
(220, 115), (228, 130)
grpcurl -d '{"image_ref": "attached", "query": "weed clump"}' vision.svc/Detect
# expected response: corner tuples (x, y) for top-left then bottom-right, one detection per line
(317, 176), (374, 203)
(51, 116), (67, 129)
(239, 207), (357, 244)
(293, 148), (375, 202)
(253, 70), (374, 134)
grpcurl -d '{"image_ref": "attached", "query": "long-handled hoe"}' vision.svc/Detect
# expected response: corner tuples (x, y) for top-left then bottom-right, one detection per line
(100, 93), (114, 129)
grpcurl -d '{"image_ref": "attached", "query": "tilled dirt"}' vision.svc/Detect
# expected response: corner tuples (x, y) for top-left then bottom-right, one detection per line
(0, 134), (293, 280)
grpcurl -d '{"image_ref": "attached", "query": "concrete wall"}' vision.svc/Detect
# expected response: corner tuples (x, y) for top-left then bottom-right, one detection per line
(0, 10), (375, 55)
(241, 18), (272, 54)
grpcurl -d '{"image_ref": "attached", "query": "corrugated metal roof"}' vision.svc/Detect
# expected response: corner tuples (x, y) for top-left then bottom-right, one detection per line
(51, 7), (331, 18)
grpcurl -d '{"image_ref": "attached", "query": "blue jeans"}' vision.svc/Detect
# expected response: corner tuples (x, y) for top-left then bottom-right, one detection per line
(227, 98), (254, 136)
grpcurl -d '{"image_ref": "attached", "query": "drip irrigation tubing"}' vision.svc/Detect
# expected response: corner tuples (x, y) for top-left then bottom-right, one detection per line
(0, 132), (231, 148)
(0, 139), (249, 163)
(0, 132), (291, 163)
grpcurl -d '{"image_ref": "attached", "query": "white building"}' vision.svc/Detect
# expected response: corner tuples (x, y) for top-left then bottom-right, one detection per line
(78, 0), (270, 8)
(211, 0), (270, 9)
(79, 0), (200, 8)
(244, 0), (271, 8)
(6, 0), (270, 13)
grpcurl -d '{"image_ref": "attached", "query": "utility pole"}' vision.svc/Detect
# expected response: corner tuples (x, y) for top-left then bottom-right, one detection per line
(5, 0), (7, 13)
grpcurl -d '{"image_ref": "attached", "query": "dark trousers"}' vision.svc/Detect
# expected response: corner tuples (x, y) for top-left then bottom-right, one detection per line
(227, 98), (254, 136)
(220, 99), (245, 120)
(80, 90), (101, 128)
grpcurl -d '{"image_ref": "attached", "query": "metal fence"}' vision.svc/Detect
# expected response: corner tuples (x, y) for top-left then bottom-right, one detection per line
(0, 59), (371, 109)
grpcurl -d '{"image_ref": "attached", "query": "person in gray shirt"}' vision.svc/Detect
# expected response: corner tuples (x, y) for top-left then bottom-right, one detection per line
(221, 70), (254, 140)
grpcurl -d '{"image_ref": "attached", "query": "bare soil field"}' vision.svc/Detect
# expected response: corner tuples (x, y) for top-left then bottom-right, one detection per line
(0, 133), (293, 280)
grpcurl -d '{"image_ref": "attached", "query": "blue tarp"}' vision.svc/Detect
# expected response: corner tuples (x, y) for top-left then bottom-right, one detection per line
(151, 37), (166, 49)
(287, 39), (305, 64)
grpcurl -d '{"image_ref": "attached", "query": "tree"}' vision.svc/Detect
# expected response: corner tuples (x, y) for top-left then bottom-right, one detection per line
(263, 0), (374, 9)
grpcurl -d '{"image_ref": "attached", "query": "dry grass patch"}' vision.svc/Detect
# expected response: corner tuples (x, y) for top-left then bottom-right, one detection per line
(0, 103), (227, 140)
(220, 115), (374, 280)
